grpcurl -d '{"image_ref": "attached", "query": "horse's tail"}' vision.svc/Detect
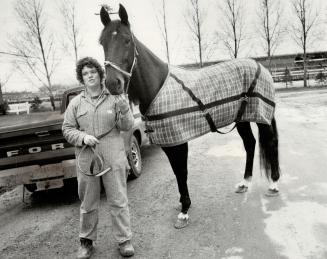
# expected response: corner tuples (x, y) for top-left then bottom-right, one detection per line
(258, 117), (280, 181)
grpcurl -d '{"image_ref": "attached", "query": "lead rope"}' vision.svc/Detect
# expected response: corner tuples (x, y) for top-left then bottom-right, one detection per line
(77, 104), (121, 177)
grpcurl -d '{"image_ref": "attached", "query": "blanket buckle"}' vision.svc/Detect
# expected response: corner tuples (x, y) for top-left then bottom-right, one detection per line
(241, 95), (249, 103)
(144, 126), (154, 133)
(202, 108), (209, 115)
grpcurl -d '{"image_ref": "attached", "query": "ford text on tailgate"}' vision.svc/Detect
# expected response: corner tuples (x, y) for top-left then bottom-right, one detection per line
(0, 119), (76, 191)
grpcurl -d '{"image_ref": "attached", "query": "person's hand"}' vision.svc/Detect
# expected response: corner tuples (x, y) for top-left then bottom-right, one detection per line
(115, 94), (130, 114)
(83, 134), (99, 146)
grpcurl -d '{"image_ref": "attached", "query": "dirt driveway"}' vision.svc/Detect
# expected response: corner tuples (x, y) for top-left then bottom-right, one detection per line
(0, 88), (327, 259)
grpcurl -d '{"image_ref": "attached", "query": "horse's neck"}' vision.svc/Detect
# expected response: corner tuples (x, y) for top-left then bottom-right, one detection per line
(131, 39), (168, 114)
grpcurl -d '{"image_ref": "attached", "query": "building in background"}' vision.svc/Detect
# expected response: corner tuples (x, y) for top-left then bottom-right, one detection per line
(183, 51), (327, 85)
(255, 51), (327, 83)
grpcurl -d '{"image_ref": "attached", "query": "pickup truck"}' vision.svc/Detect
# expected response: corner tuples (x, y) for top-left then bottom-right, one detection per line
(0, 87), (148, 192)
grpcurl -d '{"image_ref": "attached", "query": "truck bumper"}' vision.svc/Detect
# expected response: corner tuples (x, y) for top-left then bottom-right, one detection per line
(0, 160), (76, 191)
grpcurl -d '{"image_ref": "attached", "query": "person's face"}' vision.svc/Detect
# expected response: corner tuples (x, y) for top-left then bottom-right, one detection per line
(82, 66), (101, 89)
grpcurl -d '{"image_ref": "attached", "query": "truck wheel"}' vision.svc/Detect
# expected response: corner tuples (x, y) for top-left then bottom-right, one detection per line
(24, 183), (37, 192)
(63, 178), (78, 191)
(128, 135), (142, 179)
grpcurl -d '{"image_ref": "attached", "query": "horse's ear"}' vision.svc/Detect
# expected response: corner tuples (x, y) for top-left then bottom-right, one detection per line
(100, 6), (111, 26)
(118, 4), (129, 26)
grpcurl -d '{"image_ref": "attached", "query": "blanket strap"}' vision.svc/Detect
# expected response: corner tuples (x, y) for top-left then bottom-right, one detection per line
(232, 62), (262, 128)
(170, 62), (261, 134)
(170, 73), (217, 132)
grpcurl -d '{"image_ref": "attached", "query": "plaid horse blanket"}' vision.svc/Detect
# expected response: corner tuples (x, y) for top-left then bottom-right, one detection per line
(143, 59), (275, 147)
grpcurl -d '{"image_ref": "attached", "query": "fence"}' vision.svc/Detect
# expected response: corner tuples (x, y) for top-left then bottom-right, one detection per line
(7, 102), (30, 115)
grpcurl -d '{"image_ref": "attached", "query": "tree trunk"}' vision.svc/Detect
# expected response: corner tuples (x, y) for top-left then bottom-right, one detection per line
(49, 93), (55, 111)
(303, 52), (308, 87)
(0, 83), (6, 115)
(0, 83), (3, 105)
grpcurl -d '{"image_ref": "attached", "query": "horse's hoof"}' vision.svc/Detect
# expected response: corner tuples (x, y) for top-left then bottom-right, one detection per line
(174, 218), (189, 229)
(235, 185), (248, 193)
(174, 213), (189, 229)
(265, 188), (279, 197)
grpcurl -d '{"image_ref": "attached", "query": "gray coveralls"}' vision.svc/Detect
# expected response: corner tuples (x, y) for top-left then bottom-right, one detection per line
(62, 88), (134, 243)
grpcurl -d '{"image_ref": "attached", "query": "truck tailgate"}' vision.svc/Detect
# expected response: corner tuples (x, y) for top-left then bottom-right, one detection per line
(0, 119), (74, 171)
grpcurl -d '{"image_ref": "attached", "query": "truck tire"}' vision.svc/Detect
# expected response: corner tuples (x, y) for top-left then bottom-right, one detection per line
(24, 183), (37, 192)
(63, 178), (78, 191)
(127, 135), (142, 179)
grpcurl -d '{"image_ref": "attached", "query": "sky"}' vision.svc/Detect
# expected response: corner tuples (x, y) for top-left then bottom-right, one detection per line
(0, 0), (326, 92)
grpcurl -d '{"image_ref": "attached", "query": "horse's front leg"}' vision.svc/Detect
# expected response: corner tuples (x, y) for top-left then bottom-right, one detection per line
(162, 142), (191, 229)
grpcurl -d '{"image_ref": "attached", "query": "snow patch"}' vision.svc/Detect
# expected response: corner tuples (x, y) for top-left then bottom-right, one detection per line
(225, 247), (244, 254)
(262, 198), (327, 259)
(206, 141), (244, 157)
(280, 173), (299, 184)
(222, 247), (244, 259)
(291, 183), (327, 197)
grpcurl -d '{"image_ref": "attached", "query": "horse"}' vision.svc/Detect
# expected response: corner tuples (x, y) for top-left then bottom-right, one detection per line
(98, 4), (280, 229)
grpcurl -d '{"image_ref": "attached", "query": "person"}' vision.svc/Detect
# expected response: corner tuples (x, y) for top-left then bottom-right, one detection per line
(62, 57), (135, 258)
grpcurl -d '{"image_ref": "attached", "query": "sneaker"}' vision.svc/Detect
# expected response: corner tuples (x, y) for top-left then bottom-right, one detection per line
(77, 238), (94, 259)
(118, 240), (135, 257)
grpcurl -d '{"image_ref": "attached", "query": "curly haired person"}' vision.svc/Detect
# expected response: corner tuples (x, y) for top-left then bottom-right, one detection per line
(62, 57), (135, 258)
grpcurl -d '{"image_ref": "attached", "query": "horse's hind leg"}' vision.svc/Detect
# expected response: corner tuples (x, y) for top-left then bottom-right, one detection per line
(162, 142), (191, 228)
(257, 118), (280, 196)
(235, 122), (256, 193)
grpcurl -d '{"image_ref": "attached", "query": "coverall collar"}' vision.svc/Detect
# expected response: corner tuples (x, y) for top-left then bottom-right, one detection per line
(81, 86), (110, 107)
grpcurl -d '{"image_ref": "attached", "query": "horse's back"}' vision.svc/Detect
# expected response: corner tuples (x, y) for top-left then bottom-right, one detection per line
(173, 59), (274, 103)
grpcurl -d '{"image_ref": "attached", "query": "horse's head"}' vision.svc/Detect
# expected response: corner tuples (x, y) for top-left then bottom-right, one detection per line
(99, 4), (137, 95)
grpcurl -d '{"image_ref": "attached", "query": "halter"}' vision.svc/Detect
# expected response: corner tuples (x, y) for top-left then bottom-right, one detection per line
(103, 31), (138, 94)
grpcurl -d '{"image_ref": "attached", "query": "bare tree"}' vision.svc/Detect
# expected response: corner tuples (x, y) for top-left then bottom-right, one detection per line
(153, 0), (170, 64)
(0, 69), (16, 114)
(256, 0), (284, 71)
(291, 0), (321, 87)
(58, 0), (82, 63)
(9, 0), (58, 110)
(0, 72), (13, 104)
(184, 0), (210, 67)
(217, 0), (247, 59)
(0, 80), (5, 114)
(0, 82), (3, 109)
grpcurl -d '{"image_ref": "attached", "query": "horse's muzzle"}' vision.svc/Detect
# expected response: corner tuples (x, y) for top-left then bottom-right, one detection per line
(105, 81), (124, 95)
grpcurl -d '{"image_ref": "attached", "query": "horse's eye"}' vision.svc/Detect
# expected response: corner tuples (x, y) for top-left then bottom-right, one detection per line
(125, 39), (131, 45)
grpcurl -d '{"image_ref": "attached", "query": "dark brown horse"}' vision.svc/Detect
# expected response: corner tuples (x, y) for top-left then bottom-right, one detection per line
(99, 4), (280, 228)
